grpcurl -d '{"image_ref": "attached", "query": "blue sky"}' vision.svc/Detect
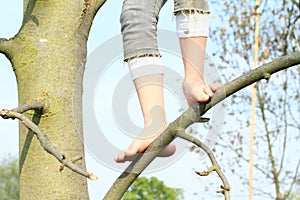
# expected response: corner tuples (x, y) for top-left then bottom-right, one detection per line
(0, 1), (261, 199)
(0, 1), (21, 159)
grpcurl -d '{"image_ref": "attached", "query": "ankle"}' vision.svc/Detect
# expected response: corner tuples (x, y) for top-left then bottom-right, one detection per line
(144, 119), (167, 129)
(144, 118), (167, 137)
(183, 76), (206, 86)
(143, 108), (167, 131)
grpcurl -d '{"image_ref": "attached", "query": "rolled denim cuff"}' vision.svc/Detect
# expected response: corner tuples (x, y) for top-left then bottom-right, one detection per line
(127, 57), (163, 80)
(176, 12), (209, 38)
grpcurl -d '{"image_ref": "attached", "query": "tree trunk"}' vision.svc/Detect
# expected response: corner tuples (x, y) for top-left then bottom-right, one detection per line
(0, 0), (105, 199)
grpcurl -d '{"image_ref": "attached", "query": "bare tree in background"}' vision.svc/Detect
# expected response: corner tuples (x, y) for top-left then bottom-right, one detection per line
(207, 0), (300, 199)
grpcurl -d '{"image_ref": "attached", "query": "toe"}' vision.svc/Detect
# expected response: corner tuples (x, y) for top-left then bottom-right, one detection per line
(114, 152), (126, 163)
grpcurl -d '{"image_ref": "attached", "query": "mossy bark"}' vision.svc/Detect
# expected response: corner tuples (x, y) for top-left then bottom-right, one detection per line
(1, 0), (105, 199)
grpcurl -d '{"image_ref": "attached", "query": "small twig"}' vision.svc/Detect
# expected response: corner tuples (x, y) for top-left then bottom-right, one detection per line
(0, 108), (97, 180)
(283, 159), (300, 199)
(71, 155), (84, 163)
(195, 165), (218, 176)
(199, 117), (210, 123)
(176, 130), (230, 200)
(60, 155), (84, 171)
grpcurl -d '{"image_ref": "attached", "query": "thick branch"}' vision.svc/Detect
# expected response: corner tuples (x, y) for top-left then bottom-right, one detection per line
(95, 0), (106, 10)
(177, 130), (230, 200)
(0, 38), (10, 56)
(202, 52), (300, 115)
(87, 0), (106, 21)
(104, 52), (300, 199)
(0, 108), (97, 180)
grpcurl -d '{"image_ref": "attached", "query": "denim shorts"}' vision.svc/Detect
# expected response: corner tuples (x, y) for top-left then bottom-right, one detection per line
(120, 0), (210, 61)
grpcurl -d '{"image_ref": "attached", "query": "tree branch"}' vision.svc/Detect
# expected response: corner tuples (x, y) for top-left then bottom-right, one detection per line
(177, 130), (230, 200)
(276, 72), (288, 176)
(291, 0), (300, 9)
(217, 141), (271, 179)
(104, 52), (300, 199)
(11, 101), (44, 114)
(94, 0), (106, 11)
(0, 38), (9, 56)
(202, 52), (300, 115)
(257, 91), (281, 198)
(283, 159), (300, 199)
(0, 107), (97, 180)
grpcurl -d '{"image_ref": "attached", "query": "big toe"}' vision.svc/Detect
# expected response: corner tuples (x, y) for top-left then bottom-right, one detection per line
(196, 92), (211, 102)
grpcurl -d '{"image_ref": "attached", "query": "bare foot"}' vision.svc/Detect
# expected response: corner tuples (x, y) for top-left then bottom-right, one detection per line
(115, 125), (176, 163)
(182, 77), (214, 107)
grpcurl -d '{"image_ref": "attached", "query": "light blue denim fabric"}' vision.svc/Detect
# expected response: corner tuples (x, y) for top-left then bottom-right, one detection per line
(120, 0), (210, 61)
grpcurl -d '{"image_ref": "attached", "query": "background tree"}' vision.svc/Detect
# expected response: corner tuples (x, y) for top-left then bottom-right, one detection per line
(0, 156), (19, 200)
(123, 176), (184, 200)
(202, 0), (300, 199)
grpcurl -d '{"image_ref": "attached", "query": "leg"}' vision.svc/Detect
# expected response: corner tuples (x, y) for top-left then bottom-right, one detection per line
(120, 0), (168, 60)
(180, 36), (213, 107)
(174, 0), (214, 107)
(115, 72), (176, 162)
(116, 0), (175, 163)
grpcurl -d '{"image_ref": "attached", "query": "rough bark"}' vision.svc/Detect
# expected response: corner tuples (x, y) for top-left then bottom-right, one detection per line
(1, 0), (105, 199)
